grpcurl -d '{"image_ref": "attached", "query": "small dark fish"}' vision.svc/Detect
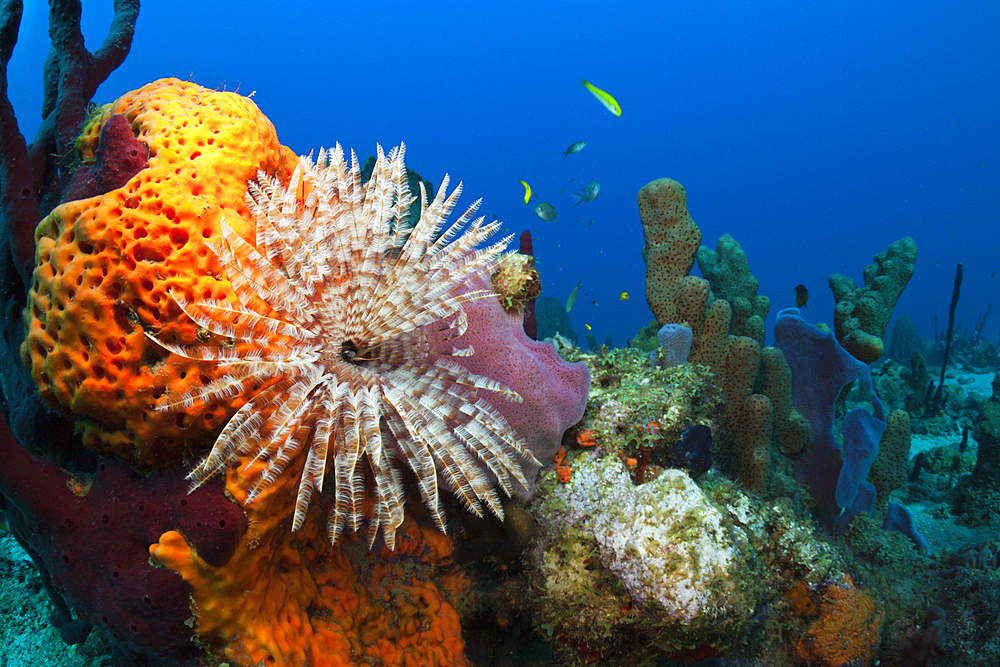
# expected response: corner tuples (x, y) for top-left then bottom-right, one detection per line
(794, 284), (809, 309)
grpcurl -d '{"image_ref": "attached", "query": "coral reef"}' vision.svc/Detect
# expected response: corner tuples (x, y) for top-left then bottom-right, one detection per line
(0, 9), (990, 661)
(3, 74), (589, 666)
(637, 179), (792, 496)
(828, 237), (918, 364)
(514, 344), (892, 665)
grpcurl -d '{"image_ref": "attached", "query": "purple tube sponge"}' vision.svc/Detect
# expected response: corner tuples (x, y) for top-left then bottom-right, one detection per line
(431, 271), (591, 491)
(883, 502), (929, 551)
(650, 323), (693, 368)
(774, 307), (886, 533)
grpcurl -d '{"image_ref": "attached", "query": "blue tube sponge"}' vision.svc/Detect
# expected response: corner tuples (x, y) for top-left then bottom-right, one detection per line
(650, 323), (693, 368)
(774, 307), (886, 533)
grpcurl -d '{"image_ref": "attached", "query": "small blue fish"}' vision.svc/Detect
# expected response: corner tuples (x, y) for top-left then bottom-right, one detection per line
(560, 141), (587, 159)
(573, 180), (600, 206)
(534, 202), (558, 222)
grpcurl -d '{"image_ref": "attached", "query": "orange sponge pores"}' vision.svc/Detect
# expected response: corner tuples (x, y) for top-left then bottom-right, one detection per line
(22, 78), (297, 464)
(149, 450), (472, 667)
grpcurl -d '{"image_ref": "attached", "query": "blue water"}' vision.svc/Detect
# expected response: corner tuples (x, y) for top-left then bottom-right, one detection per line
(9, 0), (999, 349)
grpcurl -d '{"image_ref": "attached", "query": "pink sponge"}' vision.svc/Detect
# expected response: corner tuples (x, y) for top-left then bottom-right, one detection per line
(434, 272), (591, 491)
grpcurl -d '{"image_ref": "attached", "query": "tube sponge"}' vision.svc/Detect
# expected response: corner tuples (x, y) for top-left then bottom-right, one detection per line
(650, 323), (693, 368)
(638, 179), (703, 326)
(828, 237), (918, 364)
(774, 308), (886, 533)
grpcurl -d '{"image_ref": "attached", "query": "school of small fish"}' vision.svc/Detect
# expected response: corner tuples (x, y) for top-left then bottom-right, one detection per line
(514, 77), (625, 325)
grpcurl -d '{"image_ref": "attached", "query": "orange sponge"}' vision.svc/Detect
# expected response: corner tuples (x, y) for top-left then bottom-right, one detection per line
(150, 445), (471, 667)
(796, 575), (884, 667)
(22, 78), (297, 463)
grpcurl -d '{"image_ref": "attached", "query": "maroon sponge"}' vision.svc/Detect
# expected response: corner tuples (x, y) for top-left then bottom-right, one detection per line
(519, 229), (538, 340)
(0, 413), (246, 664)
(61, 113), (149, 204)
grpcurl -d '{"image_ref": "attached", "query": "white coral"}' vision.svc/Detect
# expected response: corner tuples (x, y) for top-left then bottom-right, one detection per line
(150, 143), (534, 549)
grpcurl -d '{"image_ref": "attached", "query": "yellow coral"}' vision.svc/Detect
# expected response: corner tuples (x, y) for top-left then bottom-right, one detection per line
(22, 78), (297, 463)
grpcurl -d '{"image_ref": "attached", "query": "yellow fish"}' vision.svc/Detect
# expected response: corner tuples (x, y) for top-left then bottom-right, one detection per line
(581, 79), (621, 117)
(619, 291), (629, 302)
(585, 323), (592, 331)
(518, 180), (532, 205)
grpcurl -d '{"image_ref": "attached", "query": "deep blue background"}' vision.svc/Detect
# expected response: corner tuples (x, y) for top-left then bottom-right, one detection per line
(9, 1), (999, 350)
